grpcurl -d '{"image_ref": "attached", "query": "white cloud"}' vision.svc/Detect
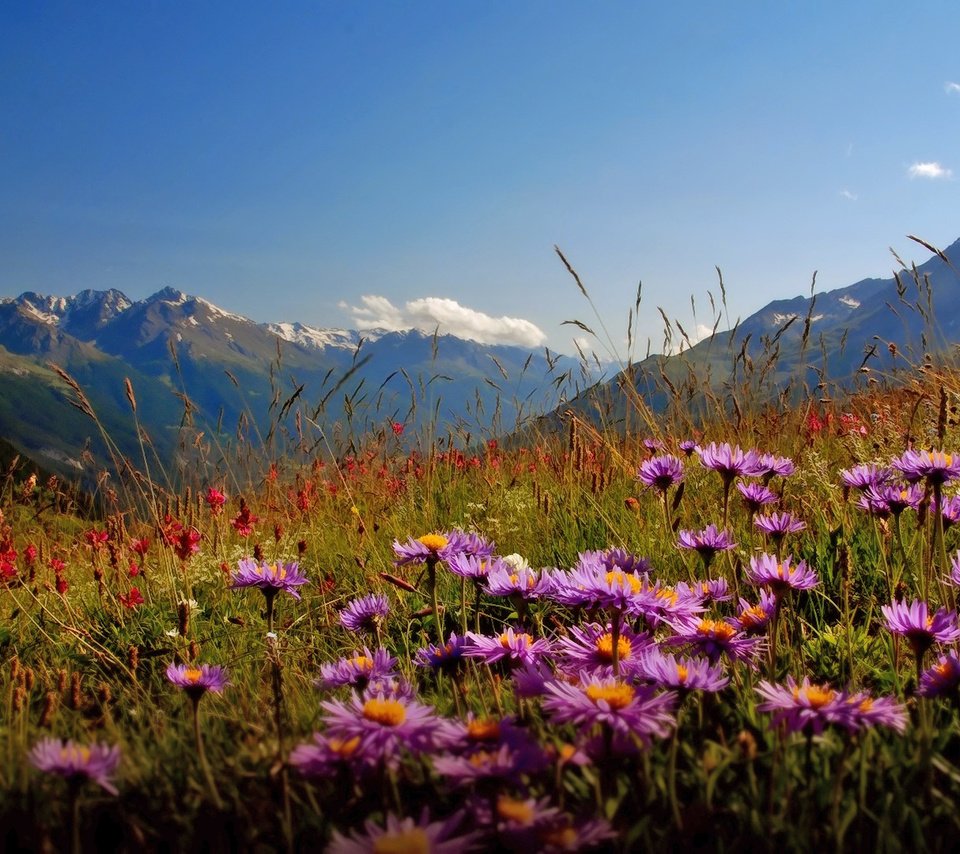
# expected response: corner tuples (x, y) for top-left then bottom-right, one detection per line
(945, 82), (960, 94)
(839, 189), (858, 201)
(908, 161), (952, 179)
(343, 294), (547, 347)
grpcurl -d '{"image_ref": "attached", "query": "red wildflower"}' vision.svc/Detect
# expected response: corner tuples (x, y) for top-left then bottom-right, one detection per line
(84, 530), (109, 550)
(231, 501), (258, 537)
(173, 529), (202, 562)
(392, 422), (405, 436)
(119, 587), (144, 609)
(24, 544), (38, 565)
(128, 562), (140, 578)
(205, 487), (227, 515)
(130, 537), (150, 556)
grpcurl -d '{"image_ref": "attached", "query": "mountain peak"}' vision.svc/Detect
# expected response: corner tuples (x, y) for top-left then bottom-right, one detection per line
(147, 286), (190, 305)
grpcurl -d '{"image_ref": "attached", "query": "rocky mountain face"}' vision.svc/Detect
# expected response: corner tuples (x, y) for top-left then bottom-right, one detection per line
(0, 287), (582, 480)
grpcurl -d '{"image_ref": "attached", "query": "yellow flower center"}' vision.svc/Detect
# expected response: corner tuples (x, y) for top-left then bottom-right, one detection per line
(697, 619), (737, 641)
(497, 796), (536, 825)
(655, 587), (679, 606)
(793, 685), (836, 708)
(466, 719), (502, 741)
(858, 698), (873, 713)
(183, 668), (203, 684)
(585, 682), (634, 710)
(558, 743), (578, 762)
(605, 570), (642, 593)
(372, 828), (430, 854)
(739, 605), (766, 629)
(349, 656), (374, 672)
(500, 632), (532, 648)
(468, 750), (494, 767)
(676, 664), (689, 684)
(329, 736), (361, 757)
(541, 827), (578, 848)
(595, 633), (632, 662)
(362, 698), (406, 727)
(60, 745), (91, 763)
(417, 534), (448, 553)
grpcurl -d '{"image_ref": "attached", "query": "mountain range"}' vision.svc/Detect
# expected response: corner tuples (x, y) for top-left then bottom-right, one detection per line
(0, 287), (584, 481)
(1, 235), (958, 481)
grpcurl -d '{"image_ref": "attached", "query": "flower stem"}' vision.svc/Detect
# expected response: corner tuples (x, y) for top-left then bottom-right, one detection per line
(192, 699), (224, 810)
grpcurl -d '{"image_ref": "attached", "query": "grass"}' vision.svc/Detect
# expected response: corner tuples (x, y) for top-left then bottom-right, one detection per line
(4, 270), (960, 851)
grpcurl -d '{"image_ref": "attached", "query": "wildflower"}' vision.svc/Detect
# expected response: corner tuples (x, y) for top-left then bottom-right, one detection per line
(737, 481), (779, 514)
(678, 439), (699, 456)
(756, 676), (849, 734)
(937, 495), (960, 529)
(392, 530), (494, 567)
(230, 558), (309, 601)
(29, 738), (121, 795)
(485, 565), (553, 600)
(391, 421), (405, 436)
(290, 732), (374, 778)
(118, 587), (144, 609)
(893, 449), (960, 486)
(843, 691), (908, 733)
(754, 453), (796, 479)
(729, 590), (778, 635)
(320, 693), (445, 761)
(432, 743), (545, 786)
(170, 528), (202, 562)
(663, 618), (763, 664)
(542, 674), (676, 742)
(129, 537), (150, 556)
(551, 562), (642, 613)
(593, 547), (651, 576)
(745, 554), (818, 597)
(230, 501), (258, 536)
(463, 628), (552, 667)
(697, 442), (764, 482)
(918, 653), (960, 699)
(318, 648), (397, 691)
(634, 580), (703, 628)
(637, 455), (684, 492)
(840, 464), (893, 491)
(327, 810), (475, 854)
(84, 529), (109, 550)
(338, 593), (389, 633)
(754, 512), (807, 540)
(166, 663), (229, 701)
(685, 577), (732, 603)
(643, 437), (665, 453)
(553, 621), (652, 678)
(881, 599), (960, 658)
(447, 553), (507, 581)
(866, 483), (923, 517)
(415, 633), (467, 674)
(204, 487), (227, 515)
(677, 525), (737, 565)
(637, 649), (729, 694)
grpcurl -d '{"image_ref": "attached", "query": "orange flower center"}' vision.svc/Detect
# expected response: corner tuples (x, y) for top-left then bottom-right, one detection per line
(496, 796), (536, 825)
(676, 664), (689, 684)
(793, 684), (836, 708)
(595, 633), (632, 662)
(362, 698), (406, 726)
(605, 570), (643, 593)
(417, 534), (448, 553)
(349, 656), (374, 672)
(585, 682), (634, 709)
(466, 719), (501, 741)
(697, 619), (737, 641)
(500, 632), (532, 648)
(372, 827), (429, 854)
(328, 736), (361, 757)
(739, 606), (766, 629)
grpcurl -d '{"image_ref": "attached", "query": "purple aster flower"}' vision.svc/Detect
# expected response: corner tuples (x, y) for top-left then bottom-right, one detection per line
(29, 738), (121, 795)
(317, 648), (397, 691)
(290, 732), (374, 778)
(937, 495), (960, 529)
(513, 661), (551, 698)
(534, 815), (617, 853)
(432, 743), (546, 787)
(737, 481), (779, 514)
(637, 455), (684, 492)
(338, 593), (389, 633)
(881, 599), (960, 658)
(485, 565), (553, 599)
(550, 563), (643, 613)
(415, 632), (467, 674)
(542, 675), (676, 743)
(754, 512), (807, 540)
(754, 453), (796, 479)
(663, 618), (763, 665)
(856, 491), (893, 518)
(230, 557), (309, 600)
(698, 442), (765, 482)
(320, 693), (446, 762)
(363, 674), (416, 702)
(328, 809), (476, 854)
(867, 483), (923, 517)
(678, 440), (699, 456)
(165, 663), (229, 701)
(463, 628), (552, 667)
(840, 464), (893, 492)
(447, 553), (507, 581)
(392, 530), (494, 567)
(553, 621), (653, 678)
(745, 553), (818, 597)
(893, 449), (960, 486)
(677, 525), (737, 565)
(681, 577), (733, 603)
(643, 437), (665, 453)
(590, 547), (652, 576)
(729, 590), (778, 635)
(756, 676), (850, 735)
(637, 649), (729, 694)
(634, 580), (704, 629)
(842, 691), (908, 733)
(918, 653), (960, 699)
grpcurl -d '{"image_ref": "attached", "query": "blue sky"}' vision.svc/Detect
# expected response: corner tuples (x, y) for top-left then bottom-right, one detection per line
(2, 1), (958, 357)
